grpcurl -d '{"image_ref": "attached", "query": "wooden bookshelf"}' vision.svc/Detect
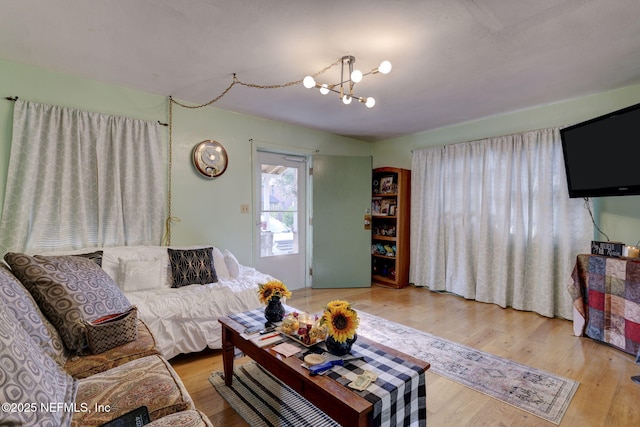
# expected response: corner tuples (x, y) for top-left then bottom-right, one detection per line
(371, 167), (410, 288)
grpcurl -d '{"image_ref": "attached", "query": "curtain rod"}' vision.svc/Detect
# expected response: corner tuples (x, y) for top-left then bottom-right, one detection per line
(4, 96), (167, 126)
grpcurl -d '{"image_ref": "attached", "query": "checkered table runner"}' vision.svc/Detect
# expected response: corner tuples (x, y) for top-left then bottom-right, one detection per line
(228, 308), (427, 427)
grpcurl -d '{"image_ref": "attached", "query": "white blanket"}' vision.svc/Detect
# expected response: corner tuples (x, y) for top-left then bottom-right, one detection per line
(126, 265), (271, 359)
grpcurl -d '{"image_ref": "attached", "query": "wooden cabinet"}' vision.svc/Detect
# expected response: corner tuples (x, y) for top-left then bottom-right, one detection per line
(371, 167), (410, 288)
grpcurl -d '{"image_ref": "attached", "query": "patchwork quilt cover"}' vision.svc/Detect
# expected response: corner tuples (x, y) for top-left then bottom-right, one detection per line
(569, 254), (640, 357)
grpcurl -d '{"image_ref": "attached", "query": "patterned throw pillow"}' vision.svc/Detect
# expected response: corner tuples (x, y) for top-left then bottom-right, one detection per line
(0, 296), (76, 427)
(0, 264), (68, 365)
(168, 247), (218, 288)
(4, 253), (133, 354)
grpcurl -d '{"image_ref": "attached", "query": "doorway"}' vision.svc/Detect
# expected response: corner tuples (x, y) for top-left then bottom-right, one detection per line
(254, 150), (308, 290)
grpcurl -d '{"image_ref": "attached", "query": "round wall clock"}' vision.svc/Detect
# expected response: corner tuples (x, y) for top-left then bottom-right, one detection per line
(192, 140), (228, 178)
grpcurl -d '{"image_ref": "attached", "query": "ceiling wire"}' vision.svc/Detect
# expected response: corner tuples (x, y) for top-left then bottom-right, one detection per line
(169, 58), (342, 109)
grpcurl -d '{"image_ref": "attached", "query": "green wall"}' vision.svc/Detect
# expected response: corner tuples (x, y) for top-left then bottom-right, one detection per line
(3, 57), (640, 259)
(0, 59), (372, 264)
(373, 84), (640, 245)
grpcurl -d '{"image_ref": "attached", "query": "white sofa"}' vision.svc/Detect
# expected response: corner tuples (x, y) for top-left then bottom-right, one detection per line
(41, 245), (273, 359)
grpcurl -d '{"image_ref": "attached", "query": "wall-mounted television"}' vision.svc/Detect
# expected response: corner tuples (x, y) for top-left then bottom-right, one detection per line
(560, 102), (640, 198)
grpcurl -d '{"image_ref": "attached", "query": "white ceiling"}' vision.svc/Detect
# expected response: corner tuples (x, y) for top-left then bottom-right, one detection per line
(1, 0), (640, 142)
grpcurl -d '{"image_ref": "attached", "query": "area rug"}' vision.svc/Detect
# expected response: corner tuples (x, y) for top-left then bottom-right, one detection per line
(209, 362), (341, 427)
(210, 310), (579, 425)
(356, 311), (578, 424)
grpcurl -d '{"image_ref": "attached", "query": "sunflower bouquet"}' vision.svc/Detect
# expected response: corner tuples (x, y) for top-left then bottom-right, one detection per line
(257, 279), (292, 305)
(321, 300), (359, 343)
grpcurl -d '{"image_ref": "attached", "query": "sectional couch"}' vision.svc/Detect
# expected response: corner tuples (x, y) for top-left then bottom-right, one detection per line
(0, 250), (219, 426)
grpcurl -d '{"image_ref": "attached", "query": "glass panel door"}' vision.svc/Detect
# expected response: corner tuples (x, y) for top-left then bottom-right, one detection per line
(254, 151), (307, 290)
(260, 162), (299, 257)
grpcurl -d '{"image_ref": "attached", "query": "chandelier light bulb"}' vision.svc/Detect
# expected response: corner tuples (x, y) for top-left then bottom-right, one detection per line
(378, 60), (392, 74)
(303, 56), (390, 109)
(303, 76), (316, 89)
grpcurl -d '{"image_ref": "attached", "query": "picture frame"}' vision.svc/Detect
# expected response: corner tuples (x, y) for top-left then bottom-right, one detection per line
(380, 176), (394, 194)
(372, 198), (382, 215)
(381, 199), (392, 215)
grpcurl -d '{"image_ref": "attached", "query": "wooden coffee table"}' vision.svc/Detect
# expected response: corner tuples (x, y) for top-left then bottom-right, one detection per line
(219, 314), (430, 427)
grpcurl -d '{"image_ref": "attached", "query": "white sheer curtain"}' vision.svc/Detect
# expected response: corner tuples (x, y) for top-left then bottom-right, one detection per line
(0, 100), (165, 254)
(410, 127), (591, 318)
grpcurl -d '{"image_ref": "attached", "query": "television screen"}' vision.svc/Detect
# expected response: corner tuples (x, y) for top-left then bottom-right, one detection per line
(560, 102), (640, 198)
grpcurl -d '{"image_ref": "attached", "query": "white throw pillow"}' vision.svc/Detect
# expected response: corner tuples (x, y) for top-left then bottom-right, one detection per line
(119, 258), (165, 292)
(224, 249), (241, 278)
(212, 247), (230, 280)
(103, 246), (169, 286)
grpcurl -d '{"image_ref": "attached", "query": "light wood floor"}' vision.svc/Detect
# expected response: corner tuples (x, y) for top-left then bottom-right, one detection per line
(171, 286), (640, 426)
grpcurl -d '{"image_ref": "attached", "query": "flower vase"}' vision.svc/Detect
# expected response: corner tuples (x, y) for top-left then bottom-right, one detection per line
(325, 333), (357, 356)
(264, 296), (285, 324)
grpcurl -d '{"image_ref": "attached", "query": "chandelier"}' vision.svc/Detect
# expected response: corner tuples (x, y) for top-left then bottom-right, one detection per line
(302, 56), (392, 108)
